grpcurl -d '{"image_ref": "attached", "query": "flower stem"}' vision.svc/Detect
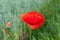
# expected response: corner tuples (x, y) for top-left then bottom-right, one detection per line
(30, 29), (32, 40)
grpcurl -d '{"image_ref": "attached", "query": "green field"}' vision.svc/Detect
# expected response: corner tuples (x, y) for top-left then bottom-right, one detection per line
(0, 0), (60, 40)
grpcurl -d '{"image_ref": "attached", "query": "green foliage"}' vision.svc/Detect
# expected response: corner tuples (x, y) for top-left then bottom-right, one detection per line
(0, 0), (60, 40)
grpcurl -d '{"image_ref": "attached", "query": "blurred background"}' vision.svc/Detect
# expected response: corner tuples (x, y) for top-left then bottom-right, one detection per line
(0, 0), (60, 40)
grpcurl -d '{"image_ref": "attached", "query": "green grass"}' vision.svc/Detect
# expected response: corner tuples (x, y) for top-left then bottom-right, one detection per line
(0, 0), (60, 40)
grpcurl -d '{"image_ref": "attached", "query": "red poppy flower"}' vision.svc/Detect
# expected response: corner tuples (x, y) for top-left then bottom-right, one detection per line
(20, 11), (44, 30)
(6, 22), (11, 28)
